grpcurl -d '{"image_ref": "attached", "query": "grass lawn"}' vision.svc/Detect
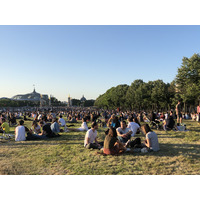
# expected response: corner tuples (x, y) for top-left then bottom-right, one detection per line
(0, 118), (200, 175)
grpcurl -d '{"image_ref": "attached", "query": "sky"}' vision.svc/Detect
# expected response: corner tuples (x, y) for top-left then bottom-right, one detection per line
(0, 25), (200, 101)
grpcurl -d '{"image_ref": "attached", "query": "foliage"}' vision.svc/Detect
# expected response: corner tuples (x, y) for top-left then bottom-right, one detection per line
(95, 80), (175, 111)
(0, 99), (39, 107)
(72, 99), (95, 107)
(95, 53), (200, 111)
(175, 53), (200, 106)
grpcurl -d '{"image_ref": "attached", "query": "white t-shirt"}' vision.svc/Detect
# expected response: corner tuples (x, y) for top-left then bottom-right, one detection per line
(38, 114), (42, 120)
(127, 122), (140, 137)
(33, 125), (41, 134)
(146, 131), (160, 152)
(84, 129), (97, 147)
(59, 118), (66, 126)
(15, 126), (26, 142)
(80, 122), (88, 131)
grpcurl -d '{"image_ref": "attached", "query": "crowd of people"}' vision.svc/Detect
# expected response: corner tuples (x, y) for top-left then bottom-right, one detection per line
(0, 100), (198, 156)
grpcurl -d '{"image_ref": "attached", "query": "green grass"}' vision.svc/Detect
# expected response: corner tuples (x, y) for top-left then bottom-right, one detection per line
(0, 118), (200, 175)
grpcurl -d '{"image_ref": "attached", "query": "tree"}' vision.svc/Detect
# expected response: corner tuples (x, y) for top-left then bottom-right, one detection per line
(175, 53), (200, 112)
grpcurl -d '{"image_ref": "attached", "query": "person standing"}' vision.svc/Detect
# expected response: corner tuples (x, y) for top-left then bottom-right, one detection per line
(176, 100), (182, 124)
(197, 103), (200, 123)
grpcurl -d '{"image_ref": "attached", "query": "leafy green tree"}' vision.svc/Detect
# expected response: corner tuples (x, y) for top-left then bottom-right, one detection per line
(175, 53), (200, 111)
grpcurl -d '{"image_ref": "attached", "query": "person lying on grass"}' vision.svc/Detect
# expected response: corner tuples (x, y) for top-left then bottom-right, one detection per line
(84, 122), (103, 150)
(175, 123), (189, 131)
(66, 118), (89, 132)
(141, 124), (160, 152)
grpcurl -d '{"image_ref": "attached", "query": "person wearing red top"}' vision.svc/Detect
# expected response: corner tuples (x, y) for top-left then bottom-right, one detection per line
(197, 104), (200, 123)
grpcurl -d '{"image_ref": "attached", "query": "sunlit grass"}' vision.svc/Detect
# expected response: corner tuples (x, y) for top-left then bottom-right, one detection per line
(0, 118), (200, 175)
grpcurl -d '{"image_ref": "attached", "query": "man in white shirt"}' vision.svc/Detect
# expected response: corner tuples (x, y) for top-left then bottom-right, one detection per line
(15, 120), (26, 142)
(127, 117), (140, 137)
(58, 115), (66, 127)
(116, 121), (133, 143)
(84, 122), (101, 149)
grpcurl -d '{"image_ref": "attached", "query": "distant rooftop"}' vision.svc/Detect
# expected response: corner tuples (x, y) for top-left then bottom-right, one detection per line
(12, 88), (48, 101)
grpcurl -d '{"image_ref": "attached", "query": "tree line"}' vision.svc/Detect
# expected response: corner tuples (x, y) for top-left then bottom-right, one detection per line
(71, 99), (95, 107)
(0, 97), (66, 108)
(94, 53), (200, 112)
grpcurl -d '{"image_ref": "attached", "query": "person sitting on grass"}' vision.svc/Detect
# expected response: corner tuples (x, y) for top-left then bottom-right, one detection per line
(26, 121), (54, 140)
(51, 118), (61, 136)
(58, 115), (66, 127)
(9, 114), (17, 126)
(1, 118), (10, 134)
(84, 122), (103, 149)
(175, 123), (188, 131)
(67, 118), (89, 132)
(107, 114), (116, 128)
(116, 121), (133, 144)
(110, 116), (120, 129)
(127, 116), (140, 137)
(163, 111), (175, 131)
(15, 120), (27, 142)
(141, 124), (160, 152)
(31, 121), (41, 134)
(38, 121), (56, 138)
(103, 127), (126, 155)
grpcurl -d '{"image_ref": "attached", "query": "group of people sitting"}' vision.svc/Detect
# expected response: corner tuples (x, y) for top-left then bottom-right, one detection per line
(84, 116), (160, 155)
(0, 113), (89, 142)
(18, 115), (89, 141)
(2, 105), (193, 156)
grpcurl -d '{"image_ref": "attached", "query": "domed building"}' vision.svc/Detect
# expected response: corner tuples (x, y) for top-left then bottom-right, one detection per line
(80, 95), (86, 103)
(12, 88), (49, 102)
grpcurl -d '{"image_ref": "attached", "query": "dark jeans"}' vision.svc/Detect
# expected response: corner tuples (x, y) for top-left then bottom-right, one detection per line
(117, 135), (131, 143)
(129, 138), (142, 148)
(26, 133), (47, 141)
(85, 142), (104, 149)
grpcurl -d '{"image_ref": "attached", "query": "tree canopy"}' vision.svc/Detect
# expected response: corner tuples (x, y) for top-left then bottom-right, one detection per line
(95, 53), (200, 112)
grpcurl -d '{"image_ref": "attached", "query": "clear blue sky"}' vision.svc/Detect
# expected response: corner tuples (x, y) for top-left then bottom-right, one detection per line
(0, 25), (200, 101)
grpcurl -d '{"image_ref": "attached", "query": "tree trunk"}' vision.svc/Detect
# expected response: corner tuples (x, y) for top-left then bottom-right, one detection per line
(184, 102), (186, 113)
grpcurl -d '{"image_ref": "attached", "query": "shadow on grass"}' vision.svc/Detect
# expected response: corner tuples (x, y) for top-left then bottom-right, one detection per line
(1, 129), (200, 160)
(0, 133), (85, 147)
(123, 143), (200, 159)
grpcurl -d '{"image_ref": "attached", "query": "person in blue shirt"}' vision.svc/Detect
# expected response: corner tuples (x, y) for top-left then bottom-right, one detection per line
(51, 118), (60, 135)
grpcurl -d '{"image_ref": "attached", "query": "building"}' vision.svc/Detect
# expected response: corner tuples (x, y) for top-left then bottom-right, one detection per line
(80, 95), (86, 103)
(68, 94), (72, 107)
(12, 88), (49, 102)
